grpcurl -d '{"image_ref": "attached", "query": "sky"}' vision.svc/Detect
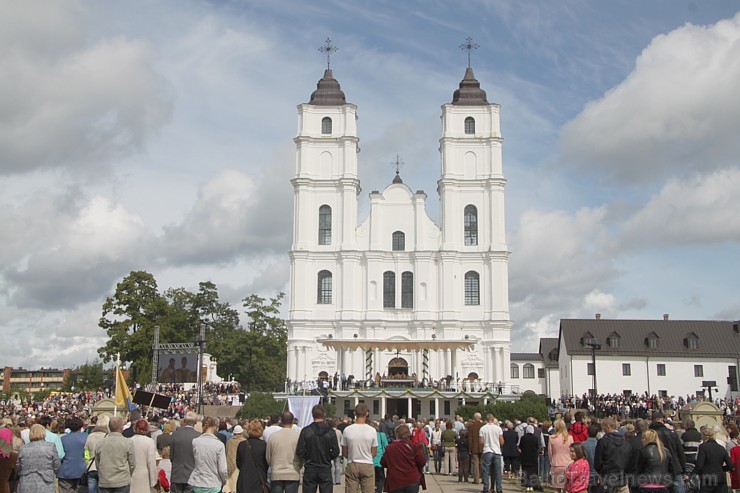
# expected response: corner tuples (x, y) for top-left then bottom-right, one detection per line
(1, 0), (739, 371)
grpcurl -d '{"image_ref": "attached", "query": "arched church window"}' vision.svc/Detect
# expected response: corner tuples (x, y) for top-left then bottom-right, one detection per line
(510, 363), (519, 379)
(321, 117), (332, 135)
(317, 270), (332, 304)
(318, 205), (331, 245)
(383, 271), (395, 308)
(464, 271), (480, 305)
(464, 205), (478, 246)
(401, 271), (413, 309)
(392, 231), (405, 251)
(523, 363), (535, 379)
(464, 116), (475, 134)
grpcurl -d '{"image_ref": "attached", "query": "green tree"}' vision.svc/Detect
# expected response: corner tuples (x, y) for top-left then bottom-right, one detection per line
(213, 293), (287, 392)
(98, 271), (167, 382)
(236, 392), (286, 419)
(65, 361), (107, 391)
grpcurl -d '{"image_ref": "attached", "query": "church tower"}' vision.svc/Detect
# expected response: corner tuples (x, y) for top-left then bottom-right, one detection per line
(286, 42), (512, 411)
(287, 67), (361, 382)
(437, 66), (512, 384)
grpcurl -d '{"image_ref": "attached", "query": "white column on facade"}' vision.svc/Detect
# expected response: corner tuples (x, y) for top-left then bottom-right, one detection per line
(498, 347), (505, 384)
(296, 346), (304, 382)
(381, 396), (386, 418)
(408, 396), (413, 418)
(354, 395), (359, 406)
(434, 397), (440, 419)
(484, 345), (491, 383)
(354, 348), (362, 379)
(294, 347), (300, 381)
(344, 348), (351, 377)
(488, 347), (501, 385)
(286, 345), (294, 383)
(451, 348), (457, 380)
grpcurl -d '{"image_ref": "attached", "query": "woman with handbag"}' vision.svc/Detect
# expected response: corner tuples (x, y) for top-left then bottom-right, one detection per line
(236, 421), (269, 493)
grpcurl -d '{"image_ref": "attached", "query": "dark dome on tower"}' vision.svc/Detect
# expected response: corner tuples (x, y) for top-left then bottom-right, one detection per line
(451, 67), (488, 105)
(309, 69), (347, 105)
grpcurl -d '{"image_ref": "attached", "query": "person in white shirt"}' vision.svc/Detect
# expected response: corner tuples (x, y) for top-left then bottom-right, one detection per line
(262, 414), (282, 443)
(341, 403), (377, 493)
(479, 414), (504, 493)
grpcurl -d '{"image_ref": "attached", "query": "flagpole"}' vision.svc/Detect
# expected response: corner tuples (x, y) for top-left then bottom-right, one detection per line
(114, 362), (118, 417)
(114, 353), (120, 417)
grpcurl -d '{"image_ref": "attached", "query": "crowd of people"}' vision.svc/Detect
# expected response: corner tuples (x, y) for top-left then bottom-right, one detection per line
(0, 382), (242, 427)
(554, 393), (740, 421)
(2, 395), (740, 493)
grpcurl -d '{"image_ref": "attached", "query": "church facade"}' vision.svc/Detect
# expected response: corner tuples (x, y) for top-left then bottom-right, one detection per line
(286, 64), (512, 417)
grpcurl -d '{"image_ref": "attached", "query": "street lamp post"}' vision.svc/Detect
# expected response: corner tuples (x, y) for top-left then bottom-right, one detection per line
(195, 324), (207, 415)
(584, 338), (601, 413)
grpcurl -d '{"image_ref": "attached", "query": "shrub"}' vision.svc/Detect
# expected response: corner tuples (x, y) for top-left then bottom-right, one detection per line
(236, 392), (286, 419)
(456, 391), (547, 422)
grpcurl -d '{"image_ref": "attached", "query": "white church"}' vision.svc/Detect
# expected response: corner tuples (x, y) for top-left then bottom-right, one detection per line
(285, 58), (513, 418)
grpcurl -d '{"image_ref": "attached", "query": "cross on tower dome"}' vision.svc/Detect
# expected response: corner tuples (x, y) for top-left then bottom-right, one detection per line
(459, 36), (479, 68)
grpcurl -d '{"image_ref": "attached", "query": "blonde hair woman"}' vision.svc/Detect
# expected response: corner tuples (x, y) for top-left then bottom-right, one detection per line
(17, 424), (60, 493)
(548, 419), (573, 489)
(636, 429), (672, 491)
(696, 425), (733, 493)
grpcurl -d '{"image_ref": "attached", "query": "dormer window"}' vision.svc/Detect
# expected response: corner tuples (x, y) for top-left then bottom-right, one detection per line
(321, 117), (332, 135)
(464, 116), (475, 134)
(607, 332), (621, 349)
(645, 332), (659, 350)
(684, 332), (699, 350)
(580, 332), (595, 347)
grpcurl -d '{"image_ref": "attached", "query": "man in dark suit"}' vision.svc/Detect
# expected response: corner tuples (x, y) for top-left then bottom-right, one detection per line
(170, 411), (201, 493)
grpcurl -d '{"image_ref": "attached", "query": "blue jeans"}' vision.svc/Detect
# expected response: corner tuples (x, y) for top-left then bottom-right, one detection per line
(672, 474), (685, 493)
(271, 480), (300, 493)
(539, 453), (550, 483)
(333, 457), (343, 484)
(482, 452), (503, 493)
(87, 471), (99, 493)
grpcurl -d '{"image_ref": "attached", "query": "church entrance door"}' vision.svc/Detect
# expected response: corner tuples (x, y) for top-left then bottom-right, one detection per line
(386, 398), (408, 419)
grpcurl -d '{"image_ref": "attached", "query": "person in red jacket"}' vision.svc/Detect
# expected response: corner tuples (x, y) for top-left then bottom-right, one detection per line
(381, 425), (426, 493)
(565, 443), (590, 493)
(570, 412), (589, 443)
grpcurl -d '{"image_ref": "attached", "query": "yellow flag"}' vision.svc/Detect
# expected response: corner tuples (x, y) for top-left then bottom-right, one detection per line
(114, 366), (135, 410)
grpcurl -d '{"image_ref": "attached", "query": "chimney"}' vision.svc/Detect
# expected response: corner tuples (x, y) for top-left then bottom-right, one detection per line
(663, 314), (669, 321)
(595, 313), (601, 320)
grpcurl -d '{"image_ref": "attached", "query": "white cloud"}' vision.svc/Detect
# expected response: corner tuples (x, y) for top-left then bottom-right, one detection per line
(621, 167), (740, 247)
(509, 206), (614, 301)
(0, 2), (172, 176)
(4, 195), (151, 308)
(161, 161), (293, 265)
(561, 14), (740, 184)
(508, 206), (620, 344)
